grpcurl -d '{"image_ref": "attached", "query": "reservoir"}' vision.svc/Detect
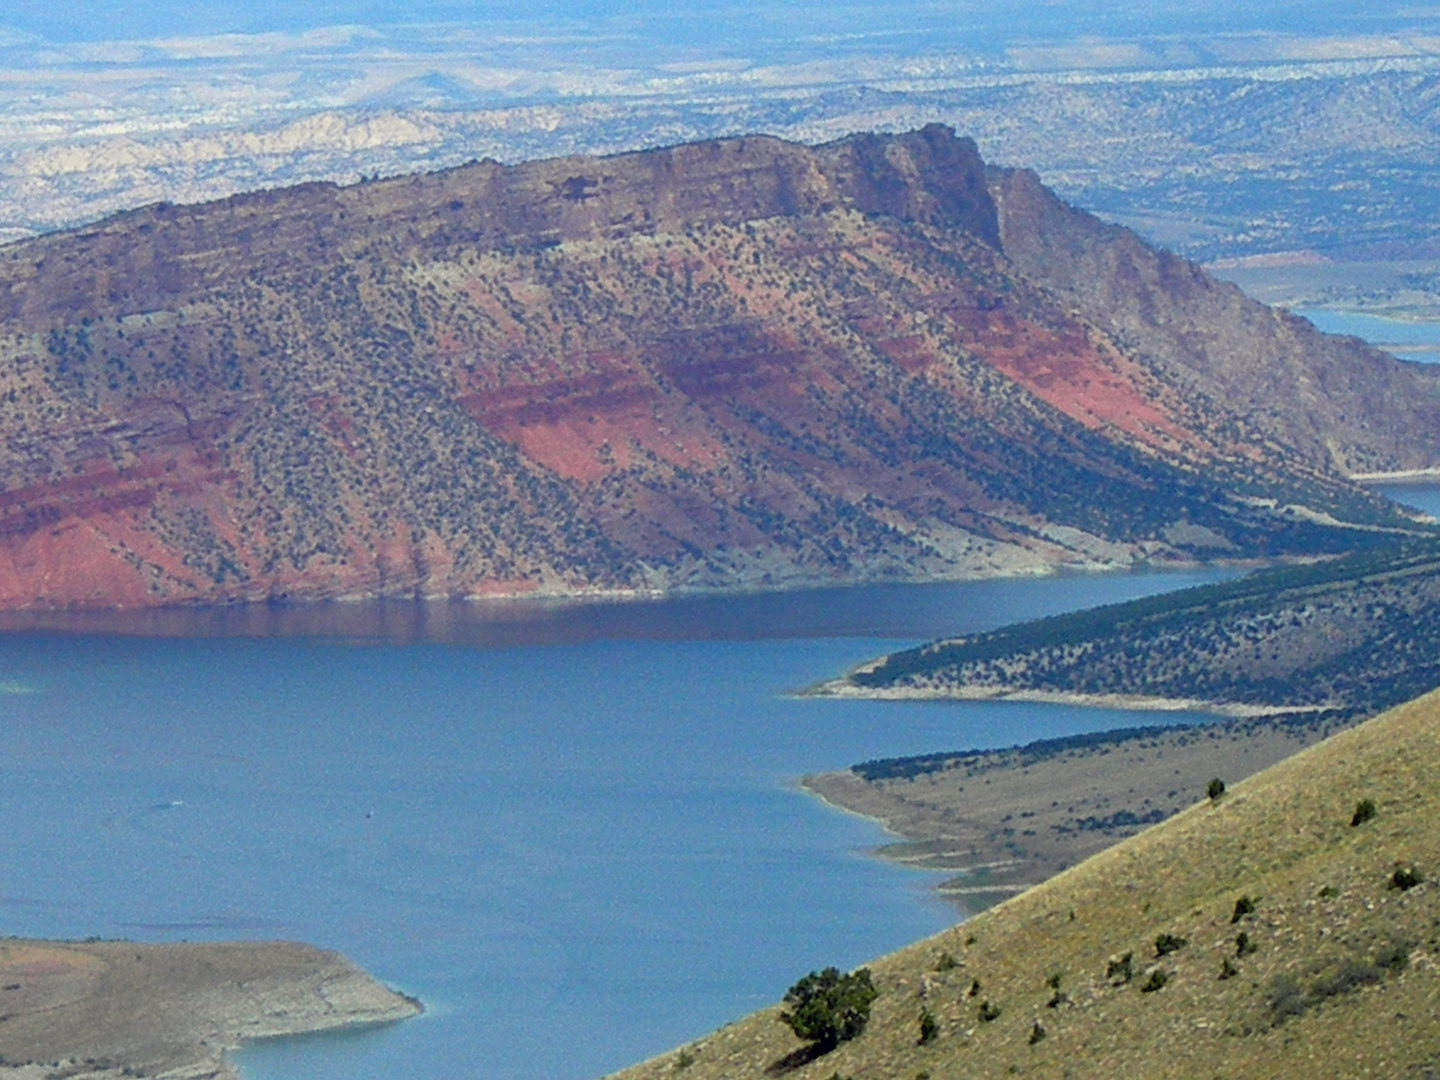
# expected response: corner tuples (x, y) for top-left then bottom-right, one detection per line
(0, 568), (1239, 1080)
(1295, 307), (1440, 364)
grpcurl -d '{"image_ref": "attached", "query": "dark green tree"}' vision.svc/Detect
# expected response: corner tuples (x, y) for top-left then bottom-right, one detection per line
(779, 967), (879, 1050)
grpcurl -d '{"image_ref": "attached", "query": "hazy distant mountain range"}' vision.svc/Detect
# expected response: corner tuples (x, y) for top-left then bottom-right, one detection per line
(2, 19), (1440, 292)
(0, 125), (1432, 608)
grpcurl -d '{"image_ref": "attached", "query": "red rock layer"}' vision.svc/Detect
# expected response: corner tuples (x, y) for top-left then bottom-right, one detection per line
(0, 127), (1418, 607)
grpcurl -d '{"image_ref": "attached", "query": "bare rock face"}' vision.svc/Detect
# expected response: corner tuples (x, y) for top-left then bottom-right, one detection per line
(988, 165), (1440, 475)
(0, 939), (420, 1080)
(0, 125), (1427, 608)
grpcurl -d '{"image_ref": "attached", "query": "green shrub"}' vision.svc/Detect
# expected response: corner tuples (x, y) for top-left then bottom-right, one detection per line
(1309, 959), (1382, 1001)
(967, 977), (981, 998)
(1106, 952), (1134, 985)
(1375, 942), (1411, 973)
(1207, 777), (1225, 800)
(1268, 973), (1307, 1023)
(935, 952), (958, 972)
(1155, 933), (1188, 958)
(918, 1008), (938, 1044)
(1140, 968), (1169, 993)
(780, 967), (879, 1049)
(1231, 895), (1256, 923)
(1220, 957), (1239, 980)
(1236, 931), (1257, 957)
(1391, 865), (1424, 891)
(1029, 1020), (1047, 1045)
(978, 1000), (1002, 1022)
(1268, 949), (1404, 1025)
(1045, 971), (1067, 1008)
(1351, 798), (1377, 826)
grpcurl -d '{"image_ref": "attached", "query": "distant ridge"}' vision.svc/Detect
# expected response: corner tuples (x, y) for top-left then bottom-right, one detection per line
(818, 535), (1440, 718)
(0, 125), (1430, 607)
(359, 72), (514, 111)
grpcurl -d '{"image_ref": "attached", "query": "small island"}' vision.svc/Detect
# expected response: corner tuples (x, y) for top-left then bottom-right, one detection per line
(0, 939), (420, 1080)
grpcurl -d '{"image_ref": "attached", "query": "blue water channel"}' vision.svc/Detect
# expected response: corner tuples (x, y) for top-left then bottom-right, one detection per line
(0, 568), (1241, 1080)
(1295, 308), (1440, 364)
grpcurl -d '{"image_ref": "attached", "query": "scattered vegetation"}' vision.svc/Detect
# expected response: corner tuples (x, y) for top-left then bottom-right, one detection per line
(1267, 940), (1412, 1026)
(1207, 777), (1226, 801)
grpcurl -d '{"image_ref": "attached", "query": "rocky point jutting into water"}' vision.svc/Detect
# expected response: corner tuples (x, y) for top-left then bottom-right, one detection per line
(0, 124), (1435, 607)
(0, 939), (419, 1080)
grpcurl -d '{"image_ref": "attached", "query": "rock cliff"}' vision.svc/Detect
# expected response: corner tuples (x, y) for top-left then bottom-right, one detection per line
(0, 125), (1428, 607)
(988, 166), (1440, 475)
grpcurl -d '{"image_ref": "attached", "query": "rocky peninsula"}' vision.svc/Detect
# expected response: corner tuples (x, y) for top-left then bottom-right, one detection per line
(0, 939), (419, 1080)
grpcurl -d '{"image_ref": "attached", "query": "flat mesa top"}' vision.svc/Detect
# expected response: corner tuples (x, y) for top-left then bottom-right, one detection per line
(0, 938), (420, 1080)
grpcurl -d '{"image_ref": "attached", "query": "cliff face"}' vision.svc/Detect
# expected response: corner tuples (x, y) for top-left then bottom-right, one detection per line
(988, 166), (1440, 475)
(0, 125), (1425, 607)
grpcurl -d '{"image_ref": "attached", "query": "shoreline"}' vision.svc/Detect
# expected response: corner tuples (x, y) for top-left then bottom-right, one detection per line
(799, 708), (1349, 914)
(0, 560), (1239, 645)
(0, 557), (1136, 615)
(1352, 466), (1440, 483)
(0, 939), (421, 1080)
(804, 679), (1327, 718)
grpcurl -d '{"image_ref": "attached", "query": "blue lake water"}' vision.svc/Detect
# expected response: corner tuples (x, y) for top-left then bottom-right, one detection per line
(0, 567), (1244, 1080)
(1373, 482), (1440, 519)
(1295, 307), (1440, 364)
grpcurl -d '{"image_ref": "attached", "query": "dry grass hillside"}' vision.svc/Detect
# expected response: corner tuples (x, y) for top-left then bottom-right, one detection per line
(608, 685), (1440, 1080)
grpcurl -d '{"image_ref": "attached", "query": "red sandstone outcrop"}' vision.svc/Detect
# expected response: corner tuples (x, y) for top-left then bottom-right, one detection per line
(0, 126), (1427, 607)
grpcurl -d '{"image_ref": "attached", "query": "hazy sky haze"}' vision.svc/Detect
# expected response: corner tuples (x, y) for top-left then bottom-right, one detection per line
(2, 1), (1436, 49)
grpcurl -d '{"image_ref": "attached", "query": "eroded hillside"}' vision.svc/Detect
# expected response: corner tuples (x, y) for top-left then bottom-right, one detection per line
(0, 126), (1427, 606)
(823, 537), (1440, 717)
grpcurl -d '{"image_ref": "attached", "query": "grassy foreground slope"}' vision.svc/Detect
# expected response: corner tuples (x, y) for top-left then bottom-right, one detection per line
(607, 685), (1440, 1080)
